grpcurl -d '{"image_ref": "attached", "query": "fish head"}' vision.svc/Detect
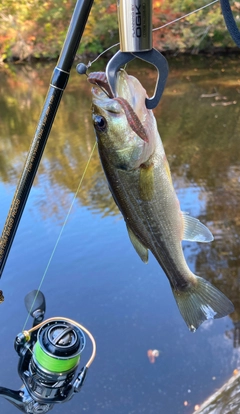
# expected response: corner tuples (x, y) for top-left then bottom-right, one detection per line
(91, 70), (158, 170)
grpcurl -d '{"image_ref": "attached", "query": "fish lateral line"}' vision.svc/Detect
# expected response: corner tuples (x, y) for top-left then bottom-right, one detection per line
(114, 97), (149, 143)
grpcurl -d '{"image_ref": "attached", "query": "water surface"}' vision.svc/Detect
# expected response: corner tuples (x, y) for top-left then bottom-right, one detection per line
(0, 55), (240, 414)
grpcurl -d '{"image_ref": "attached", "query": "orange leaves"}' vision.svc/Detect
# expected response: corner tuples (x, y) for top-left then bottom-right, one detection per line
(107, 3), (117, 14)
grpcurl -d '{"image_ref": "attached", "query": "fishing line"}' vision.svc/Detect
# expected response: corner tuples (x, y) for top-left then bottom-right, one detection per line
(88, 0), (219, 67)
(22, 141), (97, 332)
(27, 316), (97, 367)
(152, 0), (219, 32)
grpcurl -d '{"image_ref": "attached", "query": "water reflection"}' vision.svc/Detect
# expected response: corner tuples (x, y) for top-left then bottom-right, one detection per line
(1, 57), (240, 305)
(2, 58), (239, 299)
(0, 56), (240, 413)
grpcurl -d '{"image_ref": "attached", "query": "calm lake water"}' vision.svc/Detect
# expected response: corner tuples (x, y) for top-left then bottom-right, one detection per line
(0, 55), (240, 414)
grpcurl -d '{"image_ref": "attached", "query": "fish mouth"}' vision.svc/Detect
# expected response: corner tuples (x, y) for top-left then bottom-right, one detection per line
(92, 86), (123, 114)
(88, 71), (114, 98)
(90, 70), (147, 118)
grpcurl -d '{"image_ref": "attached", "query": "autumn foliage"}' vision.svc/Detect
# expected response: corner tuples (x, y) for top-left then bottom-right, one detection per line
(0, 0), (238, 62)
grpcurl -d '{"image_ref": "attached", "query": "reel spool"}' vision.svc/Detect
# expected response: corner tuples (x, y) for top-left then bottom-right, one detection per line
(27, 320), (86, 401)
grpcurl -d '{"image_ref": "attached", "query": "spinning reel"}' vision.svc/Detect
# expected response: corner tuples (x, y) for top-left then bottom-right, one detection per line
(0, 290), (96, 413)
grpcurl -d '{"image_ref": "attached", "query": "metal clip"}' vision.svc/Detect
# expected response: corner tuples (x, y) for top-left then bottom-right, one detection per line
(106, 0), (169, 109)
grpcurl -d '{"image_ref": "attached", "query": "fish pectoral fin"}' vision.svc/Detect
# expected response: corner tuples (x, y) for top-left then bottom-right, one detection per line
(127, 225), (148, 263)
(172, 275), (234, 332)
(139, 163), (154, 201)
(182, 212), (214, 243)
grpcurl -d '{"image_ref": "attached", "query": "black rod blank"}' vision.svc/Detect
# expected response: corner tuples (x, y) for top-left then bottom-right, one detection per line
(0, 0), (94, 277)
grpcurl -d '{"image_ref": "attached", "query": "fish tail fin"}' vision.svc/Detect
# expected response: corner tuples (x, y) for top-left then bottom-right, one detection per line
(172, 276), (234, 332)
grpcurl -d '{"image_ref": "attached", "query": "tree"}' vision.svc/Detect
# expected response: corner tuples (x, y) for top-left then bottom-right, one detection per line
(0, 0), (237, 62)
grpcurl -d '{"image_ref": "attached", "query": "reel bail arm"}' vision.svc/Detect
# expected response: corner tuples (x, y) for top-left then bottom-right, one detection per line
(106, 0), (169, 109)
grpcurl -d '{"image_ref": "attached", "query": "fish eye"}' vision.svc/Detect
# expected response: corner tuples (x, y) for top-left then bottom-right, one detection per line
(93, 115), (107, 132)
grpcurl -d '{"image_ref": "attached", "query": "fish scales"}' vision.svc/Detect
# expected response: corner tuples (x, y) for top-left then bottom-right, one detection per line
(100, 147), (190, 290)
(90, 70), (234, 331)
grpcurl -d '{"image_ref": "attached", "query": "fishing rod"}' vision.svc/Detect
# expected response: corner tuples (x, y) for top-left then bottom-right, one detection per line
(0, 0), (237, 281)
(0, 0), (94, 278)
(0, 0), (166, 280)
(0, 0), (96, 412)
(0, 1), (168, 413)
(0, 0), (238, 411)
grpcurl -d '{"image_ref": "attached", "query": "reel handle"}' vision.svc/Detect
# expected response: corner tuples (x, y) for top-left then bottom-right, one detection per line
(0, 386), (25, 413)
(24, 290), (46, 325)
(0, 385), (53, 413)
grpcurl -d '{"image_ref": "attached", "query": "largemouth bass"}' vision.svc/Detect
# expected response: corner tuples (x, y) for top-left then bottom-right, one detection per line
(89, 70), (234, 331)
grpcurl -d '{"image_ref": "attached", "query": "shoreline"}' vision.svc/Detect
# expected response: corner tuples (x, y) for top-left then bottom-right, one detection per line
(2, 46), (240, 65)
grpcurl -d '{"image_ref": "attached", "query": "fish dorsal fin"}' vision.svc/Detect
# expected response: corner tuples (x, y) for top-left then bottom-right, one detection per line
(127, 225), (148, 263)
(182, 212), (214, 243)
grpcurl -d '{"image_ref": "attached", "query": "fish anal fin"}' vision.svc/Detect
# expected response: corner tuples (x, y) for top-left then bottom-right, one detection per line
(182, 212), (214, 243)
(172, 275), (234, 332)
(127, 225), (148, 263)
(139, 163), (154, 201)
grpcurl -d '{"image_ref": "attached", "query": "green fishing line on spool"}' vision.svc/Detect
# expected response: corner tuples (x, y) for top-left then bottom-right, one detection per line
(34, 341), (80, 373)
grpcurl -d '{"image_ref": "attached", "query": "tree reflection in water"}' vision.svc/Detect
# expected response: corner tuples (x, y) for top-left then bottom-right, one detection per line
(1, 56), (239, 320)
(0, 59), (240, 414)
